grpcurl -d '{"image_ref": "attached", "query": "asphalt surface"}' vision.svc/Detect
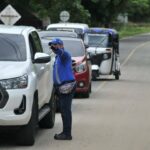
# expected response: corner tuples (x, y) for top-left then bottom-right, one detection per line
(0, 33), (150, 150)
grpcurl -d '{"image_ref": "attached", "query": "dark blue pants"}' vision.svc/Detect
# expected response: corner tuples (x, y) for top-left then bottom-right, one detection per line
(59, 89), (75, 136)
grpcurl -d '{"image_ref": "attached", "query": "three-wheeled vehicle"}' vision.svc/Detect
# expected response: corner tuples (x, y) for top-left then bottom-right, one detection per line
(87, 28), (121, 80)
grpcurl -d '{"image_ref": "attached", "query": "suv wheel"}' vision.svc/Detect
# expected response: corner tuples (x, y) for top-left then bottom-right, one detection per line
(39, 89), (56, 128)
(92, 70), (98, 81)
(17, 99), (38, 146)
(115, 73), (119, 80)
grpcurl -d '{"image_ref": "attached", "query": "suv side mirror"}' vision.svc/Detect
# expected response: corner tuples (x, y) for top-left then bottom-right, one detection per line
(34, 52), (51, 63)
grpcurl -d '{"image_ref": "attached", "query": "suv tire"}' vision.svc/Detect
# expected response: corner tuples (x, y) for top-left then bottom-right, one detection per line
(39, 89), (56, 128)
(17, 99), (38, 146)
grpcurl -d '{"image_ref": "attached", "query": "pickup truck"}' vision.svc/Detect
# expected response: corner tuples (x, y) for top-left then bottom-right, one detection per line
(0, 25), (56, 146)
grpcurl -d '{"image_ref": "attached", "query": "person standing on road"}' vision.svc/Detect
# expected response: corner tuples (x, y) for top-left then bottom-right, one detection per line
(49, 38), (76, 140)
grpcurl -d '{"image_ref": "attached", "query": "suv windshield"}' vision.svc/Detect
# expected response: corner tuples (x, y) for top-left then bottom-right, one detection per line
(0, 34), (26, 61)
(88, 34), (108, 47)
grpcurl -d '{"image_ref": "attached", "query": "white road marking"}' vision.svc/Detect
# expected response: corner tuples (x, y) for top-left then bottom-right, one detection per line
(121, 41), (150, 67)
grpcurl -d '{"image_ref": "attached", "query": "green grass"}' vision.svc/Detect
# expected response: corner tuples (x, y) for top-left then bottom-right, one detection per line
(118, 23), (150, 38)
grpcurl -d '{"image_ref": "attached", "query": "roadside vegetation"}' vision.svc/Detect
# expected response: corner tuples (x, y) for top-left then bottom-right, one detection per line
(1, 0), (150, 39)
(118, 23), (150, 38)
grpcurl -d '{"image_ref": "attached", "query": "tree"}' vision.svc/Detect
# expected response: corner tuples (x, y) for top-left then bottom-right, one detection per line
(1, 0), (31, 8)
(127, 0), (150, 22)
(81, 0), (129, 27)
(47, 0), (90, 24)
(18, 0), (91, 24)
(0, 0), (91, 27)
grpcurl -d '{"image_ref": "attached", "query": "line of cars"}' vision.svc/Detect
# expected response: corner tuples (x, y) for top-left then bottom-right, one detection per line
(39, 22), (121, 101)
(0, 22), (121, 146)
(0, 24), (91, 146)
(38, 30), (92, 98)
(46, 22), (121, 81)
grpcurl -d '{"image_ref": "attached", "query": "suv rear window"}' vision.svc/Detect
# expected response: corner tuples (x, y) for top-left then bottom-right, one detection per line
(0, 34), (26, 61)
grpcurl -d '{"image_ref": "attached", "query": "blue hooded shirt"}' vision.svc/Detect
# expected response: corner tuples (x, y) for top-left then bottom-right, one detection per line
(53, 48), (75, 85)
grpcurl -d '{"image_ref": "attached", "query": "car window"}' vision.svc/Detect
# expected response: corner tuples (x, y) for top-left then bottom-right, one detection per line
(41, 40), (53, 55)
(63, 40), (85, 57)
(31, 31), (43, 53)
(29, 31), (43, 60)
(0, 34), (26, 61)
(88, 34), (108, 47)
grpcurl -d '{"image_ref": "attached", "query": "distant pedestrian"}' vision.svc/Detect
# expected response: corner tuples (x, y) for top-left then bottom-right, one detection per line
(49, 38), (76, 140)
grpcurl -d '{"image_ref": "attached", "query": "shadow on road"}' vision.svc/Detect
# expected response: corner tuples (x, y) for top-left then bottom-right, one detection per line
(0, 133), (16, 146)
(0, 127), (39, 147)
(92, 78), (116, 82)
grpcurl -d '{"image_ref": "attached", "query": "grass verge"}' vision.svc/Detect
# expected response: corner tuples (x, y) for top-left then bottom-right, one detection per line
(118, 23), (150, 38)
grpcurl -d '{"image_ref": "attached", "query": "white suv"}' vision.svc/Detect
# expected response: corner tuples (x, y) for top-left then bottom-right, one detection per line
(0, 25), (56, 145)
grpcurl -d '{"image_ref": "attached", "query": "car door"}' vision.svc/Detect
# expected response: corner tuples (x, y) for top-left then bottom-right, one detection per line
(40, 39), (55, 99)
(29, 31), (51, 107)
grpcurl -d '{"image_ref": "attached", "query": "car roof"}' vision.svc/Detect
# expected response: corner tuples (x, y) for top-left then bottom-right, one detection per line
(38, 30), (78, 38)
(0, 25), (35, 34)
(47, 23), (89, 30)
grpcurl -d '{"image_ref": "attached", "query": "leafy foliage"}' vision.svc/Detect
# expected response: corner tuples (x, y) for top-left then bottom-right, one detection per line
(127, 0), (150, 22)
(1, 0), (150, 27)
(46, 0), (90, 23)
(81, 0), (128, 27)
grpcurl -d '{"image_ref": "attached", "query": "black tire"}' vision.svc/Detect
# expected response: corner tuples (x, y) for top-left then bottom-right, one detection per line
(92, 70), (99, 81)
(89, 82), (92, 93)
(17, 98), (38, 146)
(115, 73), (119, 80)
(39, 89), (56, 128)
(92, 73), (97, 81)
(113, 51), (120, 80)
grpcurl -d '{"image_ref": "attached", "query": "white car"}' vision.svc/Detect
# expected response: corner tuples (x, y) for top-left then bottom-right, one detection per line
(0, 25), (56, 146)
(46, 22), (89, 31)
(46, 22), (89, 43)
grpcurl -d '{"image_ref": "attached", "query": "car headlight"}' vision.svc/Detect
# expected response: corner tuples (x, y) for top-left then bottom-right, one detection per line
(75, 62), (87, 73)
(0, 75), (28, 89)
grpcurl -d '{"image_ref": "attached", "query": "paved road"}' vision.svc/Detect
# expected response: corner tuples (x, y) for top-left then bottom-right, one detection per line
(1, 33), (150, 150)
